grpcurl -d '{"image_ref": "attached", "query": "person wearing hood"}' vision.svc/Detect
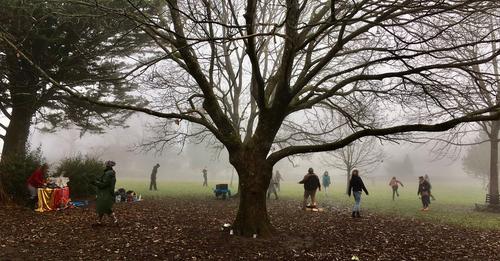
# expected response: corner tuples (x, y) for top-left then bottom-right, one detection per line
(348, 169), (369, 218)
(92, 160), (118, 225)
(299, 168), (321, 209)
(322, 171), (331, 196)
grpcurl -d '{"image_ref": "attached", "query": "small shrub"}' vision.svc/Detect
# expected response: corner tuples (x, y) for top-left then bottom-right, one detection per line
(0, 148), (44, 204)
(53, 155), (104, 198)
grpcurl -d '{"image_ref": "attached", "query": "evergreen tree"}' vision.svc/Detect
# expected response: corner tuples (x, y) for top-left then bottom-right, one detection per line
(0, 0), (152, 161)
(0, 0), (157, 202)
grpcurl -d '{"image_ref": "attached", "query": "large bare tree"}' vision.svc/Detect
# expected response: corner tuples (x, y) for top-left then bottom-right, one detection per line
(5, 0), (500, 236)
(430, 13), (500, 206)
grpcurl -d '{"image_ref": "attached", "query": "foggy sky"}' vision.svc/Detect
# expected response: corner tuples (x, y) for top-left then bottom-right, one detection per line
(0, 113), (483, 187)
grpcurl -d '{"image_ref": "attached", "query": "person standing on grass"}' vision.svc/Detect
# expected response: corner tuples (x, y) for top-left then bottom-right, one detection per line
(299, 168), (321, 209)
(418, 176), (431, 211)
(92, 160), (118, 226)
(267, 173), (279, 200)
(348, 169), (369, 218)
(424, 174), (436, 200)
(149, 163), (160, 191)
(389, 176), (404, 200)
(274, 170), (284, 192)
(322, 171), (331, 196)
(202, 167), (208, 187)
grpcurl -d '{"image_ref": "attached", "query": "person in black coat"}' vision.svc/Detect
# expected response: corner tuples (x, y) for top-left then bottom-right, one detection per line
(418, 176), (432, 211)
(149, 163), (160, 191)
(348, 169), (369, 218)
(299, 167), (321, 209)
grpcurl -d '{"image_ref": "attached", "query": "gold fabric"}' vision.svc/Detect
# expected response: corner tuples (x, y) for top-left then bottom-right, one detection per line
(36, 188), (55, 212)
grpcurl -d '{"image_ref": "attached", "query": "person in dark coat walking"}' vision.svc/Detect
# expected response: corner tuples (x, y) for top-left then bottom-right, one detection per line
(348, 169), (369, 218)
(267, 173), (279, 200)
(93, 160), (117, 225)
(418, 176), (432, 211)
(424, 174), (436, 200)
(299, 168), (321, 209)
(274, 170), (284, 192)
(149, 163), (160, 191)
(202, 167), (208, 187)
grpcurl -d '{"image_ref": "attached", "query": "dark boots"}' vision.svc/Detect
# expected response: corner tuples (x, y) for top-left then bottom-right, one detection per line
(352, 211), (361, 218)
(352, 211), (356, 218)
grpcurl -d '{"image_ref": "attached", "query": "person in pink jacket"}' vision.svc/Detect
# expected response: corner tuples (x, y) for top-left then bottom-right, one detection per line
(389, 177), (404, 200)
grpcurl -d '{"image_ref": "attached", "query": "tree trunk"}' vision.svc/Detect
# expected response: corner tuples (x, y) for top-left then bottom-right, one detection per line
(489, 122), (500, 205)
(231, 156), (274, 237)
(0, 174), (8, 205)
(1, 104), (33, 164)
(0, 105), (33, 205)
(2, 49), (38, 164)
(345, 167), (352, 195)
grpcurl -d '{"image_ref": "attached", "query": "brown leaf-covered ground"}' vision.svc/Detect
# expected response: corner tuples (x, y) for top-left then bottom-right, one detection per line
(0, 198), (499, 260)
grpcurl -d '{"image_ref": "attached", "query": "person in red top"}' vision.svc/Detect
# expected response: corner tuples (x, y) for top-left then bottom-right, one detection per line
(27, 164), (48, 203)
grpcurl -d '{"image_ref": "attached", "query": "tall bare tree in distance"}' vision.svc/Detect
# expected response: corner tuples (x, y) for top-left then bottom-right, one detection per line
(322, 137), (384, 194)
(5, 0), (500, 236)
(431, 14), (500, 206)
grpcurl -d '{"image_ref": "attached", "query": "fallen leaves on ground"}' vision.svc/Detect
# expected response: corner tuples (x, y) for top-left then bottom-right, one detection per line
(0, 198), (499, 260)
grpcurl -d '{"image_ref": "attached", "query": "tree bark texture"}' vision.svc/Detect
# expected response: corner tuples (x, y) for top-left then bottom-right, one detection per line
(1, 49), (38, 164)
(489, 122), (500, 205)
(0, 174), (8, 205)
(231, 152), (275, 237)
(345, 167), (352, 195)
(1, 105), (33, 163)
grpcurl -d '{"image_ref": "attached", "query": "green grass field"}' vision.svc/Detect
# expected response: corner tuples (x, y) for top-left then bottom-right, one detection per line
(116, 179), (500, 230)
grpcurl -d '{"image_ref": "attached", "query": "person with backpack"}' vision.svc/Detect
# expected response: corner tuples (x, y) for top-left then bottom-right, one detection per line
(348, 169), (369, 218)
(299, 168), (321, 209)
(418, 176), (432, 211)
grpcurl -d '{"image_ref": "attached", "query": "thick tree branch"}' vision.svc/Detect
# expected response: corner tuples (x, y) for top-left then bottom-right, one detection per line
(0, 31), (232, 145)
(268, 105), (500, 164)
(245, 0), (266, 109)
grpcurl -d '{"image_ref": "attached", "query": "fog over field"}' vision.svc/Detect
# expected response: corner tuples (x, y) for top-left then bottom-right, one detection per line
(21, 114), (483, 190)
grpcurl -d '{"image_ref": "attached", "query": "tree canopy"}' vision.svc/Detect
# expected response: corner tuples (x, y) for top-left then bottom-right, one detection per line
(5, 0), (500, 236)
(0, 0), (151, 159)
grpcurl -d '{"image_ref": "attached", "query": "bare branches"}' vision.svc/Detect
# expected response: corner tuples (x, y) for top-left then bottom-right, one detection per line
(3, 0), (500, 165)
(268, 104), (500, 164)
(245, 0), (266, 109)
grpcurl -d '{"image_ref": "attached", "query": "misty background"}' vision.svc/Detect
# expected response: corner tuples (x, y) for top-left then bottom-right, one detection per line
(4, 113), (481, 189)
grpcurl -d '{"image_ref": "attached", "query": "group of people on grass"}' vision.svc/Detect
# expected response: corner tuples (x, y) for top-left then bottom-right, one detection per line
(149, 164), (209, 191)
(26, 159), (436, 226)
(297, 168), (435, 217)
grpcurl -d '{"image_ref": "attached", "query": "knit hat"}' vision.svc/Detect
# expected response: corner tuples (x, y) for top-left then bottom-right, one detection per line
(105, 161), (116, 167)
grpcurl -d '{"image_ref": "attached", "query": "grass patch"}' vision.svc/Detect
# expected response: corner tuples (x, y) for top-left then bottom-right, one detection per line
(116, 179), (500, 230)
